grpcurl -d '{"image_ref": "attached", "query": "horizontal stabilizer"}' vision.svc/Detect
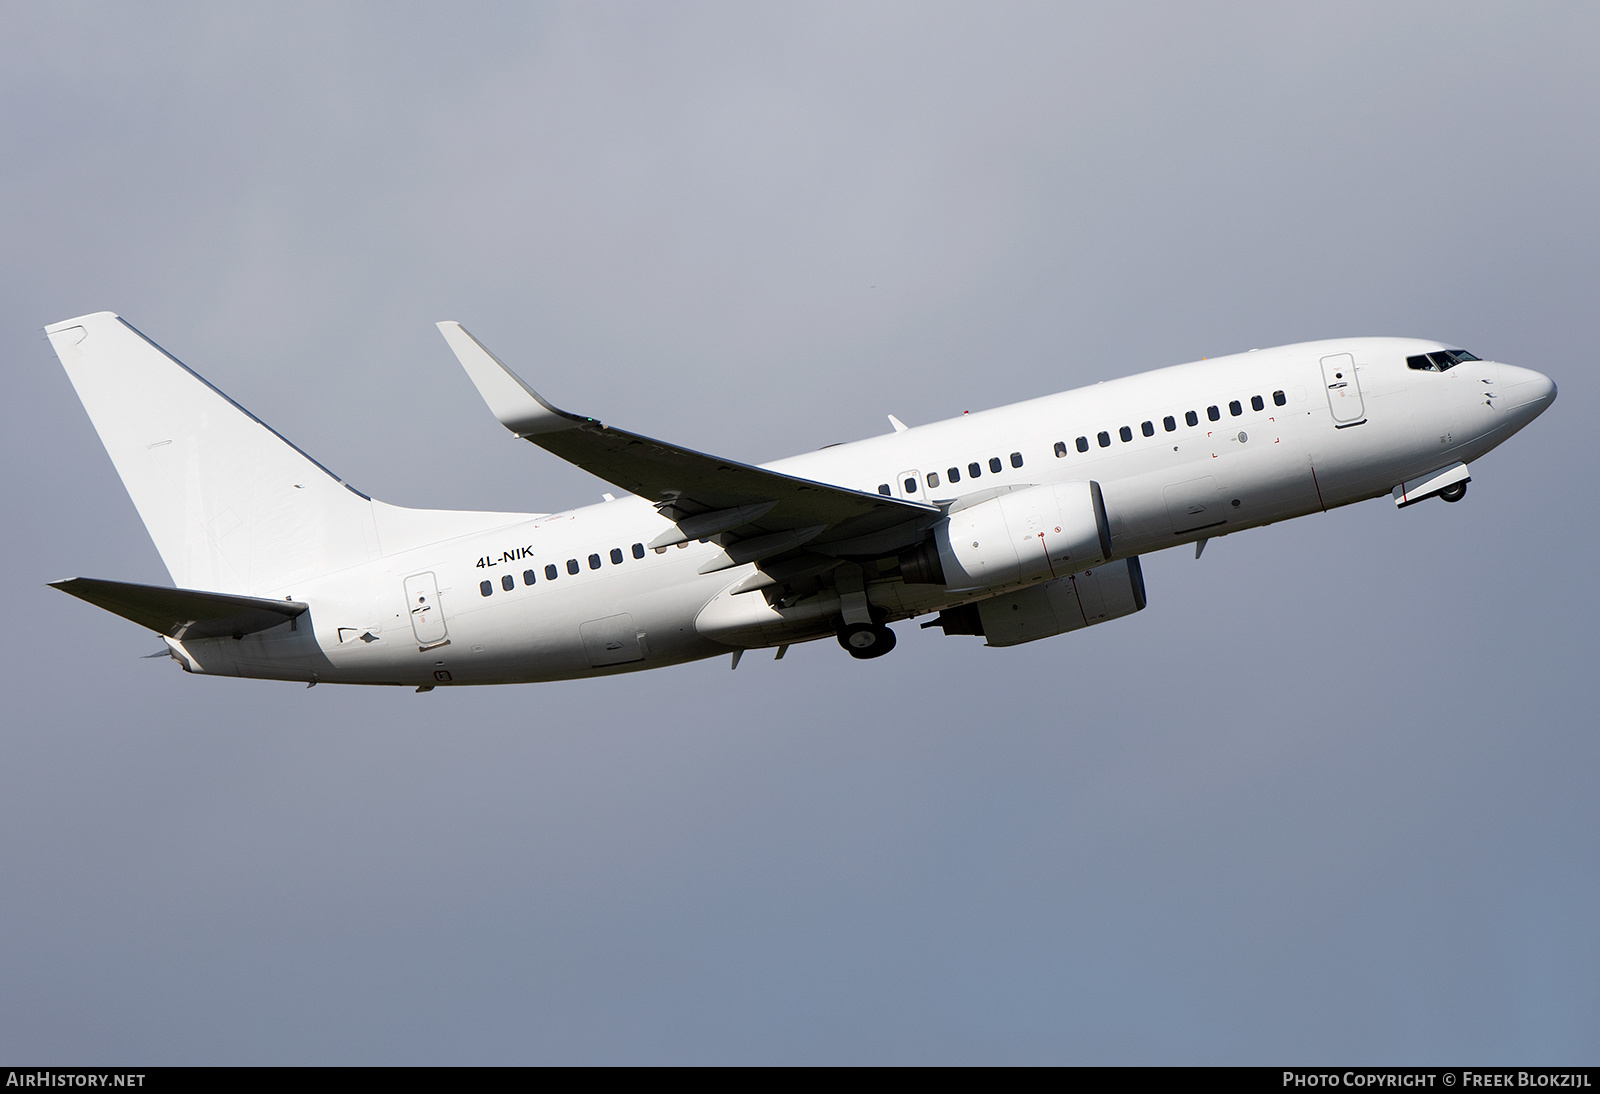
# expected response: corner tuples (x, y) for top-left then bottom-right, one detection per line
(50, 577), (307, 640)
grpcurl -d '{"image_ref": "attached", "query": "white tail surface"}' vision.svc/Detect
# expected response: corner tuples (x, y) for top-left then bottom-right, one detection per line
(47, 312), (527, 594)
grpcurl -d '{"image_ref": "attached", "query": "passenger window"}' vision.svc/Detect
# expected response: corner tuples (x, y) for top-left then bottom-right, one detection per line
(1185, 410), (1198, 427)
(927, 471), (941, 488)
(588, 554), (601, 570)
(632, 543), (645, 559)
(546, 564), (559, 580)
(1229, 400), (1242, 416)
(903, 477), (917, 494)
(877, 484), (891, 496)
(480, 580), (493, 597)
(1054, 441), (1067, 458)
(1119, 426), (1132, 442)
(1273, 390), (1286, 406)
(1010, 451), (1023, 468)
(968, 462), (982, 478)
(654, 546), (666, 555)
(989, 457), (1002, 473)
(610, 547), (623, 565)
(1251, 395), (1264, 412)
(1164, 416), (1176, 432)
(1207, 405), (1220, 422)
(1141, 421), (1154, 437)
(501, 574), (515, 592)
(947, 466), (960, 483)
(1076, 436), (1089, 452)
(1098, 431), (1111, 447)
(523, 569), (536, 585)
(567, 559), (579, 575)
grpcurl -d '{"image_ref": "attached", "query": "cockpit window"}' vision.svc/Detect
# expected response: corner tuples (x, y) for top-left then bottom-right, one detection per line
(1407, 349), (1482, 372)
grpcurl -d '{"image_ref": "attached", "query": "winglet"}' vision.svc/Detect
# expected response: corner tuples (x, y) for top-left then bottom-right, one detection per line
(436, 322), (586, 437)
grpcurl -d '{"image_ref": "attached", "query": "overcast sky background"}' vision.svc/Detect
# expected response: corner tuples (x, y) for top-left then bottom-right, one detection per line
(1, 2), (1595, 1064)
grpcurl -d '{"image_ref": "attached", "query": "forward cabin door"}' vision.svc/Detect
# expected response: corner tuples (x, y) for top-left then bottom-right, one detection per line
(404, 571), (450, 649)
(1320, 352), (1367, 427)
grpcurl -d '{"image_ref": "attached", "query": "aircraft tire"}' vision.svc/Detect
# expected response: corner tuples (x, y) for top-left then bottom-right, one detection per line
(838, 622), (897, 659)
(1439, 482), (1467, 503)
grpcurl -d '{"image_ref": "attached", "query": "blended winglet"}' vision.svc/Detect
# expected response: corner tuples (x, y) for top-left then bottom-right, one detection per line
(435, 321), (584, 437)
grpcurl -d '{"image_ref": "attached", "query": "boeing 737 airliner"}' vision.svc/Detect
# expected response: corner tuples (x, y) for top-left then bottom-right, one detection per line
(45, 312), (1555, 688)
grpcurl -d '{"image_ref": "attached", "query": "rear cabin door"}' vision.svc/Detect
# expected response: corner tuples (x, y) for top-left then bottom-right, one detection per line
(403, 571), (449, 649)
(1320, 352), (1367, 426)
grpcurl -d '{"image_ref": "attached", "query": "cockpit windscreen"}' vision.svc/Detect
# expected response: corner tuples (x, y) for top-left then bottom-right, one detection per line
(1406, 349), (1481, 372)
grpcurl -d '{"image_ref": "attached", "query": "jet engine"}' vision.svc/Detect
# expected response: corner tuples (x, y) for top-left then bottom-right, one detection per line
(921, 556), (1147, 646)
(900, 481), (1112, 592)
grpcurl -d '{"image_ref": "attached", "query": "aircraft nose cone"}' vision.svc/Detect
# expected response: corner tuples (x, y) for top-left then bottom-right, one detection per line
(1498, 365), (1557, 416)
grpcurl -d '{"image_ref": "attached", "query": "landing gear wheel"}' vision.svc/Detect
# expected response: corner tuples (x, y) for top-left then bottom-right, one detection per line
(1439, 481), (1467, 503)
(837, 622), (897, 659)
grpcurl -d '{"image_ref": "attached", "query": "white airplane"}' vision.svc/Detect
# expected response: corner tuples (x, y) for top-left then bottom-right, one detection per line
(45, 312), (1555, 689)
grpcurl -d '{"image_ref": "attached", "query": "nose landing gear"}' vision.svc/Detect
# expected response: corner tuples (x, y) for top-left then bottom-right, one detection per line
(1439, 481), (1468, 503)
(837, 621), (897, 659)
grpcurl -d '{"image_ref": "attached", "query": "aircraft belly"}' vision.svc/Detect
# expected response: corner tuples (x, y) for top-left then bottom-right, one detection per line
(1307, 389), (1432, 508)
(1163, 476), (1224, 534)
(181, 627), (336, 682)
(1209, 418), (1317, 525)
(695, 581), (841, 648)
(1092, 416), (1320, 555)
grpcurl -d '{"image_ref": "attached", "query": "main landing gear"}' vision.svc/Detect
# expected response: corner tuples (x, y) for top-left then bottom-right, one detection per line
(1439, 481), (1468, 503)
(832, 561), (896, 659)
(837, 621), (897, 659)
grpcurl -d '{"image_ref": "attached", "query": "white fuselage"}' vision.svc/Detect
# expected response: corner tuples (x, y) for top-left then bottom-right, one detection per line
(164, 337), (1554, 686)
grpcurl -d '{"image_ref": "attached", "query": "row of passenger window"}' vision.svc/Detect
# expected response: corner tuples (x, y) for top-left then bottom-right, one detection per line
(1054, 390), (1287, 455)
(869, 387), (1286, 498)
(878, 451), (1026, 496)
(480, 541), (649, 597)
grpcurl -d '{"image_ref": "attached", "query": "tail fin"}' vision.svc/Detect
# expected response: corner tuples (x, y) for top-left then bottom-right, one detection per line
(46, 312), (384, 594)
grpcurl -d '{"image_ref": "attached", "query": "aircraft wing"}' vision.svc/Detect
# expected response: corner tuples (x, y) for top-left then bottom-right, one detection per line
(437, 323), (939, 557)
(51, 577), (308, 639)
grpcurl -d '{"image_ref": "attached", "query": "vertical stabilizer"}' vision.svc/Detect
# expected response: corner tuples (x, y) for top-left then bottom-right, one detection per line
(46, 312), (380, 593)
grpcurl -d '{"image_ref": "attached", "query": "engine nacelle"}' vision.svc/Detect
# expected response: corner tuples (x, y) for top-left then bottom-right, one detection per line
(933, 481), (1111, 592)
(920, 557), (1146, 646)
(977, 556), (1146, 646)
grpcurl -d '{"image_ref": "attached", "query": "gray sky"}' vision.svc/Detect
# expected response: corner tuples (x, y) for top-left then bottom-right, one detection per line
(2, 1), (1595, 1064)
